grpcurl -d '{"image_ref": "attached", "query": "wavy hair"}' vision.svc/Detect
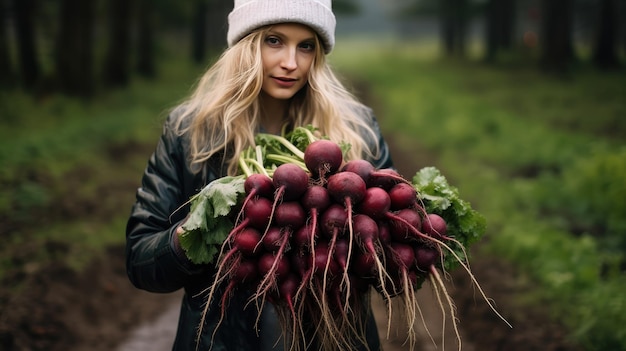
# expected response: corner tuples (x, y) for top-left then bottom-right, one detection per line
(174, 26), (380, 176)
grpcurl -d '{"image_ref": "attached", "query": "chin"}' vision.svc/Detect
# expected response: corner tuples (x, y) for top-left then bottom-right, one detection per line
(266, 91), (297, 100)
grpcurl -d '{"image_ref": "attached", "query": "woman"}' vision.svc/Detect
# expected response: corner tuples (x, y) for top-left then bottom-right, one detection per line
(125, 0), (394, 350)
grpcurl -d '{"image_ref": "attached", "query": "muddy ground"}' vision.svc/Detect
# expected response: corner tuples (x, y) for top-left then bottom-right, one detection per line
(0, 138), (582, 351)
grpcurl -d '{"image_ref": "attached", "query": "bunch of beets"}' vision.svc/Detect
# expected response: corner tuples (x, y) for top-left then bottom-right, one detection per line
(202, 139), (456, 351)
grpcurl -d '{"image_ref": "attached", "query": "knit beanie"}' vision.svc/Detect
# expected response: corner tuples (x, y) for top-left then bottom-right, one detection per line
(227, 0), (336, 53)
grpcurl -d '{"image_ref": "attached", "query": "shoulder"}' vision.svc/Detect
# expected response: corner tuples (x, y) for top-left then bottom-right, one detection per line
(157, 104), (197, 154)
(160, 104), (226, 184)
(354, 105), (394, 169)
(164, 104), (192, 133)
(352, 104), (381, 142)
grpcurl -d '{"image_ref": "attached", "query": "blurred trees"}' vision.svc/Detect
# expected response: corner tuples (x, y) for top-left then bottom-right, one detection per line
(56, 0), (94, 96)
(0, 0), (14, 87)
(591, 0), (620, 69)
(485, 0), (516, 62)
(191, 0), (209, 64)
(102, 0), (132, 88)
(136, 0), (156, 78)
(193, 0), (230, 64)
(1, 0), (230, 98)
(540, 0), (575, 74)
(11, 0), (42, 91)
(1, 0), (624, 98)
(397, 0), (624, 73)
(440, 0), (469, 56)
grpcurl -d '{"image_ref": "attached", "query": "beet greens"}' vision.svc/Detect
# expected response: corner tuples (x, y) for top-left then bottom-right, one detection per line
(178, 126), (506, 351)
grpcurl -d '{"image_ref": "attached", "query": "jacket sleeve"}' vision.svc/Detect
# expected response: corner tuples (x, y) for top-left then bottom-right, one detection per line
(125, 111), (208, 293)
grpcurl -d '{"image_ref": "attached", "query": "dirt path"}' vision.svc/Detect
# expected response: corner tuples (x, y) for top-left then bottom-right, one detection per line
(373, 288), (474, 351)
(116, 299), (180, 351)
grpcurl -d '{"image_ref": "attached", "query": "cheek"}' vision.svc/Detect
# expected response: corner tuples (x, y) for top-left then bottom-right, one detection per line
(299, 57), (314, 78)
(261, 49), (276, 71)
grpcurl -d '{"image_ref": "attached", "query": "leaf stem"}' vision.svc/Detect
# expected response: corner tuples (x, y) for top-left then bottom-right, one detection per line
(266, 154), (307, 170)
(265, 134), (305, 160)
(294, 126), (319, 144)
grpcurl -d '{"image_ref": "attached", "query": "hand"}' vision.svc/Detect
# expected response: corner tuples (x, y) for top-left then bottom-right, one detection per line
(175, 214), (190, 237)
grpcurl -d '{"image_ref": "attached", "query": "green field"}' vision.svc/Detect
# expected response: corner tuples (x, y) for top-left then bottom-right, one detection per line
(1, 39), (625, 350)
(331, 39), (626, 350)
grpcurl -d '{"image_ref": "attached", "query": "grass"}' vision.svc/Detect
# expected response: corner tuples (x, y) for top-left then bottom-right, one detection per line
(330, 38), (626, 350)
(0, 58), (206, 278)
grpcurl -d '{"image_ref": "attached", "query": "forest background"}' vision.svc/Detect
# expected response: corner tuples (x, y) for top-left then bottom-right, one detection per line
(1, 0), (625, 350)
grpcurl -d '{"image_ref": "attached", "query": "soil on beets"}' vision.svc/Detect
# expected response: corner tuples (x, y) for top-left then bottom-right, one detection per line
(0, 138), (582, 351)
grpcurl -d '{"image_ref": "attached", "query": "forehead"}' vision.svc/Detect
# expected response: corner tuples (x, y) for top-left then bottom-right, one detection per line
(267, 23), (316, 40)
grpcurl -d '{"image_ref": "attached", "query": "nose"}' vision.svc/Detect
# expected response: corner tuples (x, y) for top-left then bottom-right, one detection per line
(280, 47), (298, 70)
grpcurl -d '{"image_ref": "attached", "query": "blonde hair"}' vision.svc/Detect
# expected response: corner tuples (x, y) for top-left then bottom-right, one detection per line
(174, 26), (380, 176)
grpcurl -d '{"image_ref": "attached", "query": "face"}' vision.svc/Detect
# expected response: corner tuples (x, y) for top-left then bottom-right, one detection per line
(260, 23), (317, 102)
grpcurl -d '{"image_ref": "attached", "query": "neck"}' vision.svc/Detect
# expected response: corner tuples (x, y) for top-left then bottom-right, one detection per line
(259, 93), (289, 135)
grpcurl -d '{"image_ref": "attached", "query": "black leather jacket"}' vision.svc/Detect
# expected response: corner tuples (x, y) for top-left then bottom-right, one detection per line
(125, 106), (394, 350)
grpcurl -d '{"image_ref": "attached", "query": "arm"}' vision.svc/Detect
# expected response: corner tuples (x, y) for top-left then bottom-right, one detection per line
(125, 111), (209, 293)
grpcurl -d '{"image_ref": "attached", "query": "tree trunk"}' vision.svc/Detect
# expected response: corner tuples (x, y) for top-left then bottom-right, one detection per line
(206, 0), (229, 53)
(12, 0), (41, 90)
(440, 0), (468, 57)
(485, 0), (517, 62)
(0, 0), (15, 87)
(499, 0), (516, 50)
(102, 0), (133, 87)
(191, 0), (207, 63)
(540, 0), (574, 74)
(136, 0), (155, 78)
(592, 0), (620, 70)
(55, 0), (94, 97)
(441, 0), (455, 55)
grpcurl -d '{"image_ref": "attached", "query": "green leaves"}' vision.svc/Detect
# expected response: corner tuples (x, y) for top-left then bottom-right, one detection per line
(286, 126), (317, 152)
(179, 176), (245, 264)
(412, 166), (487, 268)
(178, 127), (320, 265)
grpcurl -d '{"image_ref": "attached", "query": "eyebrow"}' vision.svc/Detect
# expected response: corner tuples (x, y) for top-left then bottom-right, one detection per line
(267, 29), (316, 43)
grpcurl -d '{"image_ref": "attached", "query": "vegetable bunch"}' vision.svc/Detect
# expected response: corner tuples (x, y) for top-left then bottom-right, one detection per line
(179, 126), (503, 351)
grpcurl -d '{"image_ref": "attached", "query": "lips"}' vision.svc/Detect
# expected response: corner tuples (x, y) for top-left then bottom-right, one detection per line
(272, 76), (298, 87)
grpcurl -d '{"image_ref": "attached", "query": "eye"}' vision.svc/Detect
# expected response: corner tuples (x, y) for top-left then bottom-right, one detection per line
(299, 41), (316, 52)
(265, 36), (281, 47)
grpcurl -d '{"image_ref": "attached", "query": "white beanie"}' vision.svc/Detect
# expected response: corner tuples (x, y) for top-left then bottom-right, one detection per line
(227, 0), (336, 53)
